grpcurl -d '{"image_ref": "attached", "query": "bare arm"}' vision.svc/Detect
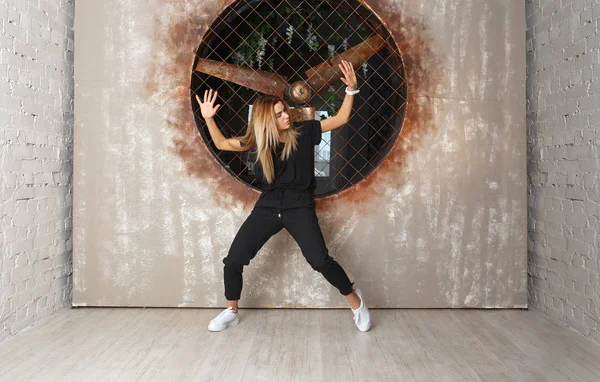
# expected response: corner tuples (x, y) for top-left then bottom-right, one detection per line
(196, 89), (249, 152)
(320, 93), (355, 133)
(320, 60), (358, 133)
(203, 116), (247, 151)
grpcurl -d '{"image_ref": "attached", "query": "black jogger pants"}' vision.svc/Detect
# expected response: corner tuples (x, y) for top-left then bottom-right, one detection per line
(222, 205), (354, 301)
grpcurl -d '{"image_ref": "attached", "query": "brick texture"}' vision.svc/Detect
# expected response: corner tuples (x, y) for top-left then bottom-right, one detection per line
(526, 0), (600, 343)
(0, 0), (73, 343)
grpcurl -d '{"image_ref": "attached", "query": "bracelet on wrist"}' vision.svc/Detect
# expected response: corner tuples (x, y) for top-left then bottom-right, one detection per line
(345, 86), (360, 95)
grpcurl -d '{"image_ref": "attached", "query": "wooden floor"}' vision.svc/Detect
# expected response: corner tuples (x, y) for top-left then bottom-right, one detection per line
(0, 307), (599, 381)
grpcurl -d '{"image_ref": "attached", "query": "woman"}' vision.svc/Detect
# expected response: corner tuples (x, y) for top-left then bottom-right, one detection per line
(196, 60), (370, 332)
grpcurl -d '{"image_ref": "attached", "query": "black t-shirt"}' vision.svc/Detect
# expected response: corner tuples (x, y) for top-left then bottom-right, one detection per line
(255, 119), (322, 192)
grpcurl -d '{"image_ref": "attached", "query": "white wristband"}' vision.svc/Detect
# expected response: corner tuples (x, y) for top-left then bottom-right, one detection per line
(345, 86), (360, 95)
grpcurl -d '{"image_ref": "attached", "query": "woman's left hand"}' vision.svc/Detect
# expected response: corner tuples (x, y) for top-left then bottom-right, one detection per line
(339, 59), (358, 91)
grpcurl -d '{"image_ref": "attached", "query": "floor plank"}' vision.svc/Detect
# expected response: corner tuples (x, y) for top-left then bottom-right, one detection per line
(0, 308), (598, 381)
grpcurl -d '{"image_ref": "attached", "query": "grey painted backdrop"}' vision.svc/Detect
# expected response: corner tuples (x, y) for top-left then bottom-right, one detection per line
(73, 0), (527, 308)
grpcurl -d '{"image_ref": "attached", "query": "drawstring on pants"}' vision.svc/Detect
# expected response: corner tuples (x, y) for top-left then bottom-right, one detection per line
(256, 188), (310, 215)
(276, 188), (285, 218)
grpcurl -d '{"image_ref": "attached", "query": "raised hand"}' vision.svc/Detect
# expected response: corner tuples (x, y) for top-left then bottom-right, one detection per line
(338, 59), (358, 90)
(195, 89), (221, 119)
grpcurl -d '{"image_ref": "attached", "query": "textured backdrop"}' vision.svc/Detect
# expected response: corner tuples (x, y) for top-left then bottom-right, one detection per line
(73, 0), (527, 308)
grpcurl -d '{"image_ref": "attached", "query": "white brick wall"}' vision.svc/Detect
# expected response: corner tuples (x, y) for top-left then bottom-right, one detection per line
(526, 0), (600, 342)
(0, 0), (73, 343)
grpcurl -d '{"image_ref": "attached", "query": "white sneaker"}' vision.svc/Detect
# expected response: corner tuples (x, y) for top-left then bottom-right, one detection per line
(208, 307), (239, 332)
(351, 289), (371, 332)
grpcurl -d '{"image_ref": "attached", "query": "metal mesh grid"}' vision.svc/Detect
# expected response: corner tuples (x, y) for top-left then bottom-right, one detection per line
(191, 0), (407, 197)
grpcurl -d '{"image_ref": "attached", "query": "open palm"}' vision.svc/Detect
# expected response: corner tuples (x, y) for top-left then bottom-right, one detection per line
(196, 89), (221, 119)
(338, 59), (358, 90)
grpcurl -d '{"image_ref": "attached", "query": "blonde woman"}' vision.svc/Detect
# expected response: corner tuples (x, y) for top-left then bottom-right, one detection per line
(196, 60), (370, 332)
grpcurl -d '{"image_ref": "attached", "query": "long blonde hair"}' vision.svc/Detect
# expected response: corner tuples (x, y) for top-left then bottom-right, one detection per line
(239, 95), (298, 183)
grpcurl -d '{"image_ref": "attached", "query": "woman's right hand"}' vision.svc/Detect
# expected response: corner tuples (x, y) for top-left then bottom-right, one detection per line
(196, 89), (221, 119)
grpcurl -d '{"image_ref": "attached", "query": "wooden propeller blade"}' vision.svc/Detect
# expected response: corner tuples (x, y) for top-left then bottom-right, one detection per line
(195, 58), (288, 98)
(289, 107), (315, 122)
(304, 35), (386, 94)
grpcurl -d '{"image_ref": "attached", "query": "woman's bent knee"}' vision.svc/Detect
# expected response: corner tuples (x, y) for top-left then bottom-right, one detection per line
(223, 252), (251, 268)
(308, 254), (335, 272)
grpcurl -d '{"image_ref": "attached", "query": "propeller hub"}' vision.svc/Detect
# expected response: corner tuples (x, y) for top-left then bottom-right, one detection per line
(289, 81), (311, 104)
